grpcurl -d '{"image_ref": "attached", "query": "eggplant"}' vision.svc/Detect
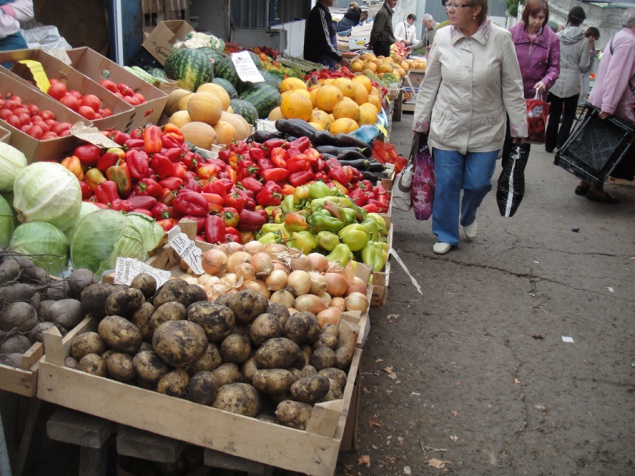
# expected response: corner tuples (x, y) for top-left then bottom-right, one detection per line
(311, 130), (337, 147)
(368, 161), (386, 172)
(316, 145), (363, 156)
(337, 149), (368, 162)
(274, 119), (317, 140)
(361, 171), (380, 184)
(337, 157), (370, 170)
(332, 133), (370, 150)
(251, 130), (285, 143)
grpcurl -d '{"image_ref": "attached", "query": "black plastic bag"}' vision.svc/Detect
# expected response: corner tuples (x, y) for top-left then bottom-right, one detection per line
(497, 144), (529, 217)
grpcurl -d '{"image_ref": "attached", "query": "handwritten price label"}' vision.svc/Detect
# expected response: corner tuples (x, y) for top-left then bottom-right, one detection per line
(167, 226), (205, 275)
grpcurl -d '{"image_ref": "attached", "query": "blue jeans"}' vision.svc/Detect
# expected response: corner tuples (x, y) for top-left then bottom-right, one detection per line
(432, 148), (499, 245)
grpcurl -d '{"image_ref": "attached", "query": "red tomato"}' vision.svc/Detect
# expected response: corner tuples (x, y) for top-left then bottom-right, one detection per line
(60, 94), (80, 111)
(3, 100), (18, 111)
(133, 93), (146, 104)
(48, 82), (67, 100)
(0, 109), (12, 120)
(78, 105), (96, 120)
(101, 107), (112, 117)
(41, 131), (59, 140)
(0, 99), (4, 108)
(18, 113), (31, 126)
(33, 121), (49, 133)
(49, 78), (59, 85)
(53, 122), (71, 135)
(40, 110), (56, 121)
(9, 95), (22, 104)
(124, 95), (140, 106)
(27, 125), (44, 139)
(99, 79), (118, 93)
(59, 129), (72, 137)
(13, 107), (29, 116)
(81, 94), (101, 112)
(5, 115), (21, 128)
(44, 118), (57, 128)
(27, 104), (40, 116)
(30, 114), (42, 123)
(118, 83), (134, 97)
(69, 90), (83, 100)
(93, 113), (102, 119)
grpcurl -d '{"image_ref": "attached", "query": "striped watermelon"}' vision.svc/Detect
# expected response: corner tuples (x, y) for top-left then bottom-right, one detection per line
(241, 83), (282, 119)
(164, 48), (215, 92)
(212, 78), (238, 98)
(214, 56), (241, 90)
(260, 71), (282, 90)
(230, 99), (259, 126)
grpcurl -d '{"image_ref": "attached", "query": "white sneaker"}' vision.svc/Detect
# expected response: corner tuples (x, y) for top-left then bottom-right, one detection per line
(433, 242), (452, 254)
(463, 221), (477, 239)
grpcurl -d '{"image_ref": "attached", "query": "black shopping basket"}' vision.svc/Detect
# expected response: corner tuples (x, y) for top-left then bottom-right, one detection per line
(554, 104), (635, 187)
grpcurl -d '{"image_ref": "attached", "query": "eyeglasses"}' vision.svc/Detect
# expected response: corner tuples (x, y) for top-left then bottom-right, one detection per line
(445, 3), (474, 10)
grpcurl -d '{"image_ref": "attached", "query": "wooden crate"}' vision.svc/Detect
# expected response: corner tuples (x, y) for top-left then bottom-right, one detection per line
(37, 316), (363, 476)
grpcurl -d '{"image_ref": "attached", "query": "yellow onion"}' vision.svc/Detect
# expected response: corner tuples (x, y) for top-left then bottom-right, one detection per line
(346, 276), (367, 296)
(266, 269), (288, 291)
(272, 260), (290, 273)
(286, 270), (311, 297)
(307, 253), (329, 273)
(324, 273), (348, 297)
(309, 272), (328, 296)
(270, 289), (295, 308)
(226, 251), (251, 274)
(235, 262), (256, 282)
(220, 242), (243, 255)
(294, 294), (327, 314)
(290, 255), (313, 272)
(345, 292), (369, 312)
(243, 240), (265, 255)
(264, 243), (289, 259)
(201, 249), (228, 276)
(251, 252), (274, 277)
(242, 279), (271, 299)
(317, 307), (342, 328)
(318, 292), (332, 307)
(331, 296), (346, 311)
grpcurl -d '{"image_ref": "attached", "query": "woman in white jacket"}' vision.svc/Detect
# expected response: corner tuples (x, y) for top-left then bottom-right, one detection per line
(412, 0), (527, 255)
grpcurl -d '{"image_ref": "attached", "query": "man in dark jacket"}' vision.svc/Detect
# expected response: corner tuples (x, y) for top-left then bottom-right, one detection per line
(304, 0), (351, 69)
(369, 0), (398, 57)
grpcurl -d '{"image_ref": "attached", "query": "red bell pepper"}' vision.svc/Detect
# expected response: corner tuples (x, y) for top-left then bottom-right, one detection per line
(281, 184), (295, 196)
(366, 198), (388, 212)
(171, 163), (188, 181)
(130, 127), (143, 139)
(362, 203), (381, 213)
(126, 149), (149, 180)
(286, 155), (311, 173)
(181, 215), (205, 234)
(289, 136), (311, 153)
(157, 218), (177, 231)
(218, 149), (231, 162)
(111, 199), (134, 212)
(74, 144), (101, 167)
(238, 209), (267, 232)
(256, 182), (283, 207)
(204, 214), (226, 244)
(240, 177), (264, 195)
(150, 153), (174, 179)
(95, 180), (119, 205)
(181, 151), (198, 170)
(224, 191), (246, 212)
(108, 130), (131, 146)
(349, 187), (374, 207)
(61, 155), (84, 180)
(162, 123), (184, 144)
(151, 202), (173, 221)
(287, 147), (302, 159)
(173, 189), (209, 217)
(261, 168), (290, 183)
(165, 147), (185, 163)
(158, 177), (183, 191)
(328, 166), (350, 187)
(225, 227), (242, 243)
(84, 168), (106, 191)
(135, 177), (163, 199)
(132, 208), (153, 217)
(270, 147), (288, 168)
(304, 147), (321, 163)
(128, 195), (157, 210)
(222, 207), (240, 227)
(288, 170), (315, 187)
(183, 177), (203, 193)
(124, 138), (145, 150)
(159, 188), (176, 206)
(249, 147), (266, 161)
(79, 181), (93, 200)
(90, 201), (110, 210)
(161, 134), (183, 150)
(237, 189), (256, 210)
(263, 138), (286, 151)
(239, 230), (255, 243)
(197, 163), (221, 181)
(106, 160), (132, 197)
(201, 193), (225, 214)
(203, 179), (227, 197)
(97, 152), (120, 174)
(256, 157), (274, 172)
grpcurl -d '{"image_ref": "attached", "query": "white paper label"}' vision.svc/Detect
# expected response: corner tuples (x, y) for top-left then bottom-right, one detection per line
(114, 257), (172, 287)
(231, 51), (264, 84)
(167, 226), (205, 275)
(71, 123), (120, 149)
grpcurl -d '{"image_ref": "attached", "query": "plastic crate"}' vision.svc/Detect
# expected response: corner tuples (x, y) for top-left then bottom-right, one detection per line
(554, 104), (635, 187)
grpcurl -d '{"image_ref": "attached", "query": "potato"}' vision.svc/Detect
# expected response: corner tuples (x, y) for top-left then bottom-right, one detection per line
(152, 320), (208, 368)
(48, 298), (84, 330)
(212, 383), (261, 417)
(149, 301), (187, 333)
(101, 350), (114, 360)
(211, 363), (242, 387)
(214, 294), (232, 307)
(186, 302), (235, 342)
(0, 258), (20, 287)
(64, 357), (78, 369)
(275, 400), (313, 430)
(131, 302), (155, 341)
(104, 287), (145, 318)
(67, 268), (97, 299)
(130, 273), (157, 299)
(256, 412), (278, 424)
(157, 369), (190, 397)
(0, 302), (38, 332)
(187, 371), (218, 405)
(318, 367), (347, 391)
(28, 322), (56, 343)
(0, 353), (22, 368)
(301, 344), (312, 363)
(80, 283), (115, 319)
(77, 353), (108, 377)
(266, 303), (290, 326)
(290, 375), (330, 404)
(249, 313), (283, 347)
(229, 289), (268, 325)
(0, 334), (31, 354)
(153, 280), (206, 308)
(291, 350), (306, 370)
(220, 333), (251, 364)
(335, 346), (353, 370)
(254, 338), (300, 369)
(105, 352), (135, 382)
(252, 369), (295, 395)
(309, 347), (336, 370)
(133, 350), (171, 384)
(241, 356), (258, 385)
(71, 331), (107, 361)
(189, 343), (222, 374)
(98, 316), (143, 354)
(288, 368), (303, 382)
(38, 300), (56, 322)
(312, 333), (338, 351)
(282, 314), (309, 345)
(318, 378), (343, 402)
(43, 280), (67, 301)
(301, 365), (317, 378)
(322, 324), (338, 337)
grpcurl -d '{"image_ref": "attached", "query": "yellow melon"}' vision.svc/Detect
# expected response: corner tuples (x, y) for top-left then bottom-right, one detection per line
(280, 92), (313, 121)
(220, 111), (248, 140)
(196, 83), (231, 111)
(309, 87), (320, 106)
(187, 91), (223, 126)
(401, 61), (410, 71)
(280, 77), (307, 93)
(165, 88), (191, 116)
(267, 106), (284, 121)
(180, 121), (217, 149)
(315, 85), (343, 113)
(329, 118), (359, 135)
(377, 63), (393, 74)
(332, 77), (355, 99)
(352, 75), (372, 94)
(351, 60), (364, 73)
(281, 89), (312, 102)
(333, 98), (360, 122)
(177, 92), (193, 111)
(308, 121), (324, 130)
(169, 110), (192, 128)
(358, 103), (379, 125)
(368, 94), (382, 112)
(311, 109), (331, 128)
(213, 120), (238, 147)
(351, 83), (369, 106)
(323, 78), (335, 85)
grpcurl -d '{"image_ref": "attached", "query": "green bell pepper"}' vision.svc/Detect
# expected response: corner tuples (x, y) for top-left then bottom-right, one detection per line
(326, 243), (352, 267)
(258, 232), (281, 245)
(366, 212), (388, 236)
(317, 230), (340, 251)
(308, 210), (344, 234)
(342, 207), (357, 225)
(361, 241), (387, 272)
(361, 218), (380, 243)
(289, 231), (318, 255)
(280, 194), (297, 214)
(309, 181), (333, 199)
(337, 223), (370, 252)
(284, 212), (309, 233)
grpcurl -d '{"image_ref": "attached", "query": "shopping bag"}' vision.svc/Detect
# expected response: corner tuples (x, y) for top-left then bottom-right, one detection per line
(411, 134), (435, 220)
(526, 91), (550, 144)
(496, 144), (529, 217)
(391, 133), (419, 211)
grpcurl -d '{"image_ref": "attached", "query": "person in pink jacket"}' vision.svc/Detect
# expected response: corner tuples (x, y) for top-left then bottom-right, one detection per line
(0, 0), (33, 50)
(575, 8), (635, 203)
(502, 0), (560, 164)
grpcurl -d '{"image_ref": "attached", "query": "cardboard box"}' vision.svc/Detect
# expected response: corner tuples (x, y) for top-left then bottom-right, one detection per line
(142, 20), (194, 65)
(0, 67), (84, 163)
(0, 124), (10, 143)
(0, 49), (135, 133)
(64, 47), (168, 130)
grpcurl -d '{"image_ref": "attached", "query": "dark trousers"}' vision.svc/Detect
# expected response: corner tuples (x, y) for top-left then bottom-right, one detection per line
(545, 93), (579, 152)
(372, 42), (391, 57)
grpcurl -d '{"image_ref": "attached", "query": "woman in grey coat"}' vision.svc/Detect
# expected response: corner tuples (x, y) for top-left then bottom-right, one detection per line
(545, 6), (591, 152)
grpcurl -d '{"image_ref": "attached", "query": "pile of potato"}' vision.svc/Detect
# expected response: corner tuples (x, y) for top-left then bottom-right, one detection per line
(70, 271), (358, 430)
(0, 252), (97, 367)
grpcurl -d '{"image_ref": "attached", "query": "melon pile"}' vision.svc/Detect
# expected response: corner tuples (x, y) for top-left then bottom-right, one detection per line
(270, 76), (383, 135)
(164, 83), (252, 148)
(350, 52), (426, 78)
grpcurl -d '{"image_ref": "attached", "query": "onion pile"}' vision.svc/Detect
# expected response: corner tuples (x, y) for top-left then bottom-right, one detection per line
(178, 243), (370, 327)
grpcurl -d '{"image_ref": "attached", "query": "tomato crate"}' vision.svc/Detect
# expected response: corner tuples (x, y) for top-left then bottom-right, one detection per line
(0, 49), (135, 133)
(38, 316), (363, 476)
(0, 124), (10, 143)
(63, 47), (168, 131)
